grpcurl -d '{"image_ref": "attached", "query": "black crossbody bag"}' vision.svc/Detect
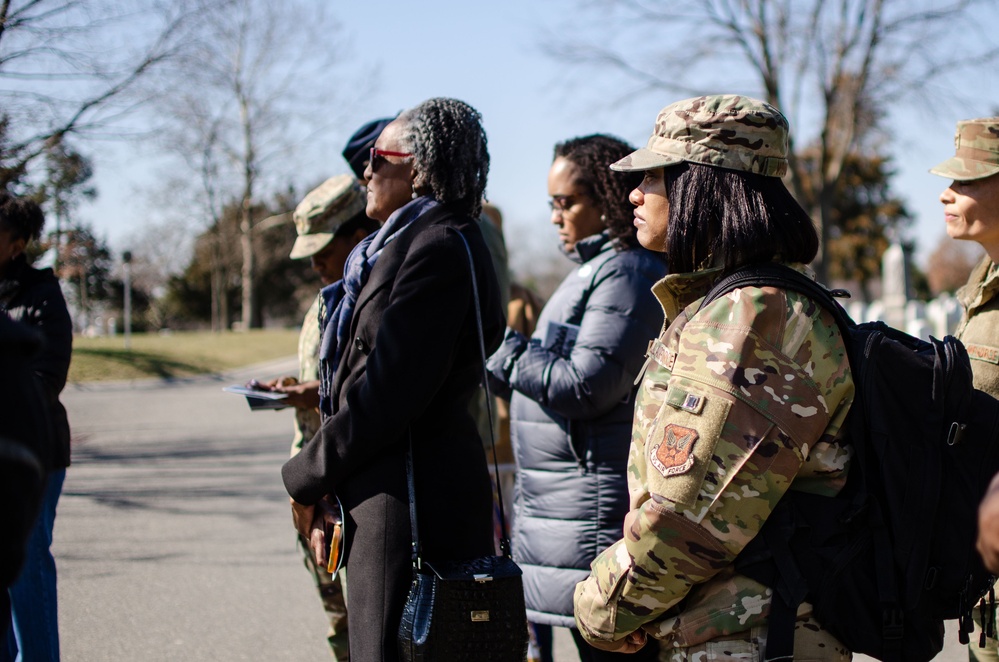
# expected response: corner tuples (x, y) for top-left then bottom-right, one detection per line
(397, 229), (529, 662)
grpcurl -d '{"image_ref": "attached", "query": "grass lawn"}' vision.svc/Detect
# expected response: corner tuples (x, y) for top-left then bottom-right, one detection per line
(69, 328), (299, 383)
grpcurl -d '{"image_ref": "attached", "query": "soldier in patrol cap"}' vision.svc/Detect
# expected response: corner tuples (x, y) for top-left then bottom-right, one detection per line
(930, 117), (999, 661)
(572, 95), (855, 660)
(258, 173), (378, 660)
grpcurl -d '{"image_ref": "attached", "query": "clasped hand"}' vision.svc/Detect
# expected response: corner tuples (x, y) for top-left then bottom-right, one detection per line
(290, 497), (340, 567)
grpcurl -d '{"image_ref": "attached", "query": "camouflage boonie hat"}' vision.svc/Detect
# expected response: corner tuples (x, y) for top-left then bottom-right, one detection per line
(611, 94), (789, 177)
(289, 174), (366, 259)
(929, 118), (999, 182)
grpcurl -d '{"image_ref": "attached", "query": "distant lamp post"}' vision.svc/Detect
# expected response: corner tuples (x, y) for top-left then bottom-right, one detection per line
(122, 250), (133, 350)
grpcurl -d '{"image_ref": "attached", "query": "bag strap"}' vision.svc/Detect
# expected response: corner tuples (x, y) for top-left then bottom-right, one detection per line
(698, 265), (873, 482)
(698, 262), (854, 337)
(405, 227), (512, 570)
(405, 431), (422, 568)
(701, 263), (874, 661)
(452, 230), (512, 554)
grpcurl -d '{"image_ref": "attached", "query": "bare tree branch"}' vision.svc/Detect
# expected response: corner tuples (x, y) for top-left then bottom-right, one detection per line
(150, 0), (368, 329)
(543, 0), (999, 281)
(0, 0), (204, 190)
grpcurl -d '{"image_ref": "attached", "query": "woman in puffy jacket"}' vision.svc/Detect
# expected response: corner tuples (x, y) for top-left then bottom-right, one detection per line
(486, 134), (665, 662)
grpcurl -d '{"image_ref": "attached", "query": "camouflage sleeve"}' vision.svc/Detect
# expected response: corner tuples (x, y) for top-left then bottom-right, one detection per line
(575, 286), (850, 643)
(291, 297), (323, 457)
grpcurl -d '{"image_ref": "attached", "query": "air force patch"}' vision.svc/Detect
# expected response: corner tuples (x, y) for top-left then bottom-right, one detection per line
(651, 424), (699, 477)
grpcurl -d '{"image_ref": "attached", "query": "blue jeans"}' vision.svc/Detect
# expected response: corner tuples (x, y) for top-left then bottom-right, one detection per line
(4, 469), (64, 662)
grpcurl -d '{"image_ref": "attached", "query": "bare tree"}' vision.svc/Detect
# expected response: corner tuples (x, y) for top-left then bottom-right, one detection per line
(0, 0), (199, 190)
(151, 0), (365, 330)
(32, 140), (97, 270)
(546, 0), (999, 281)
(121, 209), (200, 330)
(0, 0), (210, 291)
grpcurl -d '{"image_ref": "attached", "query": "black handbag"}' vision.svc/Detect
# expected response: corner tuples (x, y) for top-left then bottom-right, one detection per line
(397, 229), (528, 662)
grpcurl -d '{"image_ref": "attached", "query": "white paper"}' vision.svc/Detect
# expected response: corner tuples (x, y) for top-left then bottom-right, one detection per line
(543, 321), (581, 358)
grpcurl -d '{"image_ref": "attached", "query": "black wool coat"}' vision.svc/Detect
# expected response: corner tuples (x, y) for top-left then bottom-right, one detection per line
(0, 256), (72, 471)
(282, 204), (504, 662)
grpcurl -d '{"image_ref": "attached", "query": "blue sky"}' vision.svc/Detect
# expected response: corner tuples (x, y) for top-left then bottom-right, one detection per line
(83, 0), (999, 271)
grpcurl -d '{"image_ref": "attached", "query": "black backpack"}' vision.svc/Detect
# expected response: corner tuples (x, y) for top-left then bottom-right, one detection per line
(698, 263), (999, 662)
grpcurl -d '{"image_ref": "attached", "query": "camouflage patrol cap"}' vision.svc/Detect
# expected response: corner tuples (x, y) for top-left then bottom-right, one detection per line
(289, 174), (366, 260)
(611, 94), (789, 177)
(929, 118), (999, 182)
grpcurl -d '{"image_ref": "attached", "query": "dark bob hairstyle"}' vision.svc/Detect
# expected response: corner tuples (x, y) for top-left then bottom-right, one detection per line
(663, 162), (818, 274)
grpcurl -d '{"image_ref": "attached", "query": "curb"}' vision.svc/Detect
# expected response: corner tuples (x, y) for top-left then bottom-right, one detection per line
(66, 355), (300, 393)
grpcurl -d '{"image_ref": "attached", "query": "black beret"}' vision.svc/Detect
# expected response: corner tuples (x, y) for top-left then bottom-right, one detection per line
(342, 117), (395, 179)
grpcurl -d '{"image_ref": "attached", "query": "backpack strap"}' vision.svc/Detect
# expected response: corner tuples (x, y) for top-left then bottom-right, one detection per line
(702, 264), (872, 661)
(698, 263), (854, 337)
(755, 504), (808, 662)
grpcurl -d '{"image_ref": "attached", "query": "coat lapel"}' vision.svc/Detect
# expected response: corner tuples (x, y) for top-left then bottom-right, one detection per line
(332, 204), (459, 400)
(352, 205), (455, 313)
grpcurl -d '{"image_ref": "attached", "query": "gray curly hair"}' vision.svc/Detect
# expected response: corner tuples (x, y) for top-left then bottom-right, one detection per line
(396, 97), (489, 218)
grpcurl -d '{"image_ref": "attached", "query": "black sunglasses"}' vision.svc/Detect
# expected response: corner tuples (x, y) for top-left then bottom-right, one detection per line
(369, 147), (413, 173)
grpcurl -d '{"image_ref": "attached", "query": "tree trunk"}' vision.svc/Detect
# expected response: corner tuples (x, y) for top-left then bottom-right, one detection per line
(220, 275), (231, 331)
(240, 199), (253, 330)
(237, 79), (256, 330)
(210, 229), (223, 333)
(815, 183), (836, 284)
(79, 270), (88, 332)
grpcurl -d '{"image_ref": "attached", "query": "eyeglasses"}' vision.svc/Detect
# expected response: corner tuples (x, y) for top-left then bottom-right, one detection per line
(548, 195), (585, 214)
(369, 147), (413, 173)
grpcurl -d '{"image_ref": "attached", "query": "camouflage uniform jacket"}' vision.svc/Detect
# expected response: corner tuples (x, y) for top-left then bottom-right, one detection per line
(956, 255), (999, 398)
(956, 258), (999, 662)
(574, 265), (855, 654)
(291, 294), (323, 456)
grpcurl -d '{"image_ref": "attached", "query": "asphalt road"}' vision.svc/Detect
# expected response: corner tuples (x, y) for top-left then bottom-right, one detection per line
(54, 356), (969, 661)
(58, 357), (330, 661)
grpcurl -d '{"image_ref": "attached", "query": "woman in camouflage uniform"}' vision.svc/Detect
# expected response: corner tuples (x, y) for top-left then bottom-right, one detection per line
(930, 117), (999, 662)
(932, 118), (999, 399)
(572, 95), (856, 661)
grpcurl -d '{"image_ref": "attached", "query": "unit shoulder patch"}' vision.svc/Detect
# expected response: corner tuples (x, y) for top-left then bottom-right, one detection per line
(650, 424), (699, 478)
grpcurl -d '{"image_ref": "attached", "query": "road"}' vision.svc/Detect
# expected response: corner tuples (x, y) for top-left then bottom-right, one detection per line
(54, 357), (969, 661)
(57, 357), (329, 661)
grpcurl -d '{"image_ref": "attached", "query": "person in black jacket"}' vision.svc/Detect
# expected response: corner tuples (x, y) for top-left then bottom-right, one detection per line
(0, 314), (49, 643)
(282, 98), (504, 662)
(0, 192), (73, 662)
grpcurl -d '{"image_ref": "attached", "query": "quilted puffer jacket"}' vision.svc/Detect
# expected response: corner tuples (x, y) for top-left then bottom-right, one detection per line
(486, 232), (665, 627)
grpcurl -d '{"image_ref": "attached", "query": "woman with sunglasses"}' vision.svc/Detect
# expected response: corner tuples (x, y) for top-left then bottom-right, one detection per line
(486, 134), (665, 662)
(573, 95), (855, 660)
(282, 97), (505, 662)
